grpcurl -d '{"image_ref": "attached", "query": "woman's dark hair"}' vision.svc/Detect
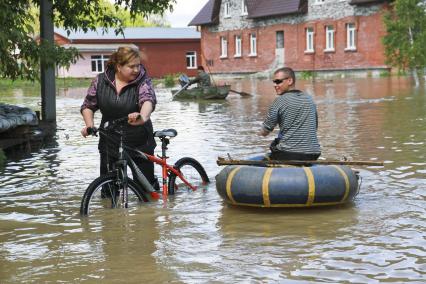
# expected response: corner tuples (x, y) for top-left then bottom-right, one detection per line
(107, 47), (140, 69)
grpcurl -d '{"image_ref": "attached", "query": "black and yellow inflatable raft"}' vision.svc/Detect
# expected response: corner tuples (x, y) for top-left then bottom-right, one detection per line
(215, 165), (360, 208)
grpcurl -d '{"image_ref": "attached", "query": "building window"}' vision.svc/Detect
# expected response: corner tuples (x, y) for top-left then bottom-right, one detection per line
(234, 35), (242, 57)
(241, 0), (248, 15)
(220, 37), (228, 58)
(249, 33), (257, 56)
(224, 2), (231, 18)
(325, 25), (335, 52)
(305, 27), (314, 53)
(276, 31), (284, 49)
(346, 23), (356, 50)
(91, 55), (109, 73)
(186, 51), (197, 69)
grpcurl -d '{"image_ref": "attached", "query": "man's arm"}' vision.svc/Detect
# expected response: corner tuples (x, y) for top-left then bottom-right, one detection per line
(259, 127), (270, 136)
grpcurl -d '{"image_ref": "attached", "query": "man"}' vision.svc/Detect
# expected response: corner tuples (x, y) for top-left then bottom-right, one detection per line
(259, 67), (321, 161)
(189, 66), (211, 87)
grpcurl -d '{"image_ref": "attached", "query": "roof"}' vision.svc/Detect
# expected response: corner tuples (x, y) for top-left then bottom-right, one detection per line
(188, 0), (218, 26)
(246, 0), (307, 19)
(62, 43), (138, 52)
(189, 0), (307, 25)
(349, 0), (388, 4)
(55, 27), (200, 40)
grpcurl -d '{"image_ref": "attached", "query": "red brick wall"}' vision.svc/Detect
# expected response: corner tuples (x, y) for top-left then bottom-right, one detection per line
(135, 39), (201, 78)
(201, 9), (388, 74)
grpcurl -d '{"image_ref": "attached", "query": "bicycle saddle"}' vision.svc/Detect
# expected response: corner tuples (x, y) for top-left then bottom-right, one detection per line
(154, 129), (177, 138)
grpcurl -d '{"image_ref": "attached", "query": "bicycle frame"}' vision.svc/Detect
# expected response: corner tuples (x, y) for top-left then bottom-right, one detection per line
(93, 122), (198, 198)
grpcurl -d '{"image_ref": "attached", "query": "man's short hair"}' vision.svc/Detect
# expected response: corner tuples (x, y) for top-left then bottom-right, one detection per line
(274, 67), (296, 85)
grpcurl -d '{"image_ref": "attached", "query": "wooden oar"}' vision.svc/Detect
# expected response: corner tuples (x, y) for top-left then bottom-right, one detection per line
(172, 82), (190, 99)
(217, 157), (384, 167)
(229, 89), (252, 97)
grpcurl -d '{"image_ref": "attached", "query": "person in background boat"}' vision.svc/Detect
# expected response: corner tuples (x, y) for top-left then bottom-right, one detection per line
(189, 65), (211, 87)
(259, 67), (321, 161)
(80, 46), (159, 189)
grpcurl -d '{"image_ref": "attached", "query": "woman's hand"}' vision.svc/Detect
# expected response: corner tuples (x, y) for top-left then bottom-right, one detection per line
(81, 126), (93, 137)
(128, 112), (145, 126)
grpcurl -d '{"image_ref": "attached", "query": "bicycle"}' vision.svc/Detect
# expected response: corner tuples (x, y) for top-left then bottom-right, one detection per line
(80, 116), (210, 216)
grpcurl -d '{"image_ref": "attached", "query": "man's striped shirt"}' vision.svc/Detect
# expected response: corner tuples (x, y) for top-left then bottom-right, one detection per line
(262, 90), (321, 154)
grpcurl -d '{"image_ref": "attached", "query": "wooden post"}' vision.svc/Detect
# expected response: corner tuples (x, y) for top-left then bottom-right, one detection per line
(40, 0), (56, 122)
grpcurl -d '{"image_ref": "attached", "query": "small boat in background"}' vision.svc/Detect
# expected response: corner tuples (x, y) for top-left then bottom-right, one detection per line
(172, 85), (230, 100)
(215, 164), (360, 208)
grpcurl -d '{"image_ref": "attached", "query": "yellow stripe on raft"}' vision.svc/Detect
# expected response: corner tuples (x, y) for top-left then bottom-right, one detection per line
(331, 165), (350, 202)
(262, 168), (273, 207)
(303, 167), (315, 206)
(226, 166), (241, 204)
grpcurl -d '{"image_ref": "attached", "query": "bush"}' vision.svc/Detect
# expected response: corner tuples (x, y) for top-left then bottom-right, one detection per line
(300, 71), (313, 80)
(163, 74), (176, 88)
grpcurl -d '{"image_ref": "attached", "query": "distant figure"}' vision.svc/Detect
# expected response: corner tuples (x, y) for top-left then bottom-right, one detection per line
(259, 67), (321, 161)
(189, 66), (211, 87)
(80, 46), (158, 188)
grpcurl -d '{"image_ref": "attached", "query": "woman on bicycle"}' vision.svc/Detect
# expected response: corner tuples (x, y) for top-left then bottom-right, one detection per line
(80, 46), (158, 188)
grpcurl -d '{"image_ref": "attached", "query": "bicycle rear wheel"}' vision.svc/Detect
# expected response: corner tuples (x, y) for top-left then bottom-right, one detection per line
(168, 157), (210, 195)
(80, 173), (149, 216)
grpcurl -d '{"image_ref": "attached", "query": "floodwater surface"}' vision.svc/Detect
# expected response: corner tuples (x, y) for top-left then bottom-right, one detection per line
(0, 77), (425, 283)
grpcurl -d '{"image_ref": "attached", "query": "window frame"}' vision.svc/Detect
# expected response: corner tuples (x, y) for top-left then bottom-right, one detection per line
(224, 2), (231, 18)
(91, 54), (109, 73)
(305, 27), (315, 53)
(234, 35), (242, 57)
(325, 25), (335, 52)
(220, 36), (228, 58)
(249, 33), (257, 56)
(345, 23), (357, 51)
(241, 0), (248, 15)
(186, 51), (197, 69)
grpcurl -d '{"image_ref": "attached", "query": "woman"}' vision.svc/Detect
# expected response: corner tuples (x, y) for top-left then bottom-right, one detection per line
(80, 46), (157, 187)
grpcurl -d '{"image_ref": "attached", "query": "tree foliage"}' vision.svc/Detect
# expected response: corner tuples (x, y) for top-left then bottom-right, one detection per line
(382, 0), (426, 71)
(0, 0), (175, 80)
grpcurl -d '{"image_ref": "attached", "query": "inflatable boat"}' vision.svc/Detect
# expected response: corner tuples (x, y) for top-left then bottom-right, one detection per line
(215, 165), (360, 208)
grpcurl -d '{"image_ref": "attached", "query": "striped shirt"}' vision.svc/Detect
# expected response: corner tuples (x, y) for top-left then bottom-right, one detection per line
(262, 90), (321, 154)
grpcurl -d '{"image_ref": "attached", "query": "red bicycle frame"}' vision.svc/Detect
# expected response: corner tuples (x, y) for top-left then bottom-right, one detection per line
(142, 152), (198, 196)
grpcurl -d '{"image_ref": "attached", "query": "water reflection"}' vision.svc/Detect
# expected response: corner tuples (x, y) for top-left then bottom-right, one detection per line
(0, 77), (425, 283)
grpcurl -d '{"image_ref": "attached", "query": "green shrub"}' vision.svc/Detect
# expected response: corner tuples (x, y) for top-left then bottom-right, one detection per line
(379, 70), (390, 77)
(300, 71), (313, 80)
(163, 74), (176, 88)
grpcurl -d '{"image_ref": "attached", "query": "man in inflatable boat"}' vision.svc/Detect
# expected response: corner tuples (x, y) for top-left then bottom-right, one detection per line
(259, 67), (321, 161)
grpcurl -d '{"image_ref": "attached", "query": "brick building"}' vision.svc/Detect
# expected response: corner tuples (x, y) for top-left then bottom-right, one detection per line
(189, 0), (391, 75)
(54, 27), (201, 78)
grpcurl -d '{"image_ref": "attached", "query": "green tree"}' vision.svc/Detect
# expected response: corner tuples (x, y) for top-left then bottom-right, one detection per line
(0, 0), (175, 81)
(382, 0), (426, 86)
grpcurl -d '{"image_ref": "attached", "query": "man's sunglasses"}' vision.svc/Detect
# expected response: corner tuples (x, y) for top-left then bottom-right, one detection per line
(272, 78), (289, 84)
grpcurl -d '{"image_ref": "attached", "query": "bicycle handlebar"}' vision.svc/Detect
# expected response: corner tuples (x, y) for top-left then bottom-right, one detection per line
(86, 115), (142, 136)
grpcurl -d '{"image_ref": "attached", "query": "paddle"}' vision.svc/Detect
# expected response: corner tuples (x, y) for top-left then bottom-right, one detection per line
(217, 157), (384, 167)
(229, 89), (252, 97)
(172, 82), (190, 99)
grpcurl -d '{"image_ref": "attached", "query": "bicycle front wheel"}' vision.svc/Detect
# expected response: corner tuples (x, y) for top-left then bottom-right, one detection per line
(168, 157), (210, 195)
(80, 173), (149, 216)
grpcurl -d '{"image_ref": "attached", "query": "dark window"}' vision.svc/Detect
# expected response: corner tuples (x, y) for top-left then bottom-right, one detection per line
(276, 31), (284, 48)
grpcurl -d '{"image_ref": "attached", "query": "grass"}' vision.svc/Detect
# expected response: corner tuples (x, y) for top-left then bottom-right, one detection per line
(0, 77), (166, 89)
(0, 78), (93, 89)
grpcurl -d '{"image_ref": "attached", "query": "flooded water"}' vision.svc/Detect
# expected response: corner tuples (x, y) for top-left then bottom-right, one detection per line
(1, 77), (425, 283)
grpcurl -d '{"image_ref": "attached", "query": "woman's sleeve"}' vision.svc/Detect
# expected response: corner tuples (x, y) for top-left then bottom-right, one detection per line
(80, 76), (99, 113)
(138, 76), (157, 111)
